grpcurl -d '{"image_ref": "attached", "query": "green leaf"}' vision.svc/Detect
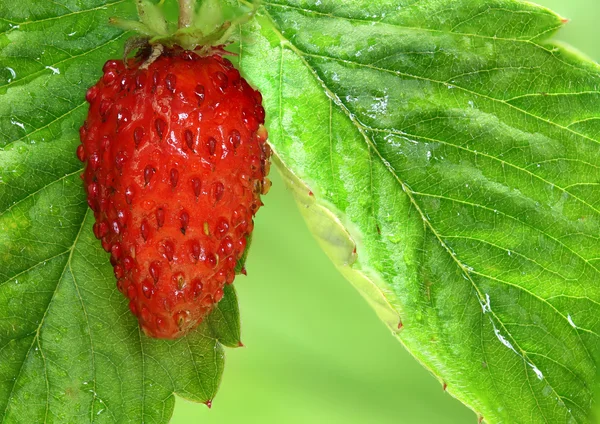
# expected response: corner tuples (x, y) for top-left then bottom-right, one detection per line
(237, 0), (600, 422)
(0, 1), (240, 422)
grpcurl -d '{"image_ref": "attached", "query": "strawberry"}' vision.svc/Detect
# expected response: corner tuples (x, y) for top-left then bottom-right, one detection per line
(77, 1), (271, 339)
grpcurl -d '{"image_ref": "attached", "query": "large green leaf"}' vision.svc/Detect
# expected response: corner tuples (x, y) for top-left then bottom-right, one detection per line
(237, 0), (600, 422)
(0, 1), (241, 423)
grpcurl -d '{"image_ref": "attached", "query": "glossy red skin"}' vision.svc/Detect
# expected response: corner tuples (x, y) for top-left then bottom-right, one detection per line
(79, 51), (271, 338)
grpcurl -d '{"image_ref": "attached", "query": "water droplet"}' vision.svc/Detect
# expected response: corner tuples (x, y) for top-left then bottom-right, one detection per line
(5, 67), (16, 82)
(10, 118), (25, 130)
(46, 66), (60, 75)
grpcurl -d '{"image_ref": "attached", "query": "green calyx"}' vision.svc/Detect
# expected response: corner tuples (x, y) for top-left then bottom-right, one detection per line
(110, 0), (257, 54)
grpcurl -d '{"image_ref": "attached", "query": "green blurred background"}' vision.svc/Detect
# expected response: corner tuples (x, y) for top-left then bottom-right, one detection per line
(171, 1), (600, 422)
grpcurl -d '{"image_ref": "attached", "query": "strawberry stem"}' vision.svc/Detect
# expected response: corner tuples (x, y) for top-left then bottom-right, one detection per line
(178, 0), (195, 29)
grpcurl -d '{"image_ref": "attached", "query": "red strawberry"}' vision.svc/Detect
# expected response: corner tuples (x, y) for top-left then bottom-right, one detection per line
(78, 50), (271, 339)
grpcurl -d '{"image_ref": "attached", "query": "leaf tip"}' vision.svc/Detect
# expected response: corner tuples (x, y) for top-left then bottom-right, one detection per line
(204, 399), (213, 409)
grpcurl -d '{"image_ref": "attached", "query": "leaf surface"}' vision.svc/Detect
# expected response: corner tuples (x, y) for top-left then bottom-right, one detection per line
(0, 1), (240, 422)
(236, 0), (600, 422)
